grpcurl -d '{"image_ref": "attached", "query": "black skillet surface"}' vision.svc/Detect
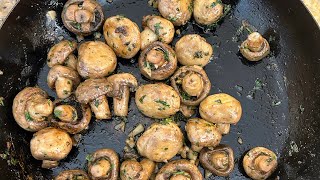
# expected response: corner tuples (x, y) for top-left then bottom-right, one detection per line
(0, 0), (320, 179)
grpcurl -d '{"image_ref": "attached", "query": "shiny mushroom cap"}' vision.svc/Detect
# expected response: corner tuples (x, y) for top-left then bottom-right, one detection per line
(193, 0), (224, 25)
(240, 32), (270, 61)
(55, 169), (90, 180)
(158, 0), (193, 26)
(47, 40), (77, 68)
(120, 159), (156, 180)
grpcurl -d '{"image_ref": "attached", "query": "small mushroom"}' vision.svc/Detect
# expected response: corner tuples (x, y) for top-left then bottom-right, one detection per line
(77, 41), (117, 79)
(62, 0), (104, 36)
(47, 40), (77, 68)
(240, 32), (270, 61)
(199, 93), (242, 124)
(193, 0), (224, 25)
(120, 159), (156, 180)
(216, 123), (230, 135)
(158, 0), (193, 26)
(103, 15), (141, 59)
(55, 169), (90, 180)
(139, 42), (177, 80)
(87, 149), (120, 180)
(47, 65), (81, 99)
(76, 78), (113, 120)
(12, 87), (53, 132)
(107, 73), (138, 117)
(30, 127), (72, 169)
(199, 145), (235, 177)
(155, 159), (203, 180)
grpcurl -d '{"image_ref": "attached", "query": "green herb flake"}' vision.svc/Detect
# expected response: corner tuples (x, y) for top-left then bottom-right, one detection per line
(25, 112), (33, 121)
(54, 110), (62, 118)
(154, 22), (163, 36)
(0, 153), (7, 160)
(188, 1), (193, 13)
(215, 99), (222, 104)
(94, 99), (101, 108)
(71, 22), (82, 30)
(155, 99), (170, 110)
(169, 16), (178, 22)
(139, 95), (147, 103)
(86, 154), (93, 162)
(181, 91), (191, 100)
(163, 50), (170, 61)
(67, 41), (74, 48)
(67, 80), (71, 85)
(63, 90), (69, 95)
(253, 78), (263, 90)
(0, 97), (4, 106)
(193, 51), (203, 59)
(211, 0), (222, 7)
(159, 117), (173, 125)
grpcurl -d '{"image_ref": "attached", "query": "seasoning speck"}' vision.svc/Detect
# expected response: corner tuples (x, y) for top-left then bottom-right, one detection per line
(237, 137), (243, 145)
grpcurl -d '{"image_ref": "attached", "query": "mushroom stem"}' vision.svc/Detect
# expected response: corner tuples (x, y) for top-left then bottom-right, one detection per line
(90, 95), (111, 120)
(55, 77), (73, 99)
(182, 73), (204, 97)
(254, 155), (276, 173)
(27, 98), (53, 121)
(42, 160), (59, 169)
(54, 105), (77, 122)
(247, 32), (264, 52)
(113, 87), (130, 117)
(210, 152), (228, 170)
(90, 158), (111, 178)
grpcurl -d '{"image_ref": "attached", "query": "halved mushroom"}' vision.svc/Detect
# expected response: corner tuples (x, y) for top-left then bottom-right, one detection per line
(199, 93), (242, 124)
(243, 147), (278, 180)
(75, 78), (113, 120)
(120, 159), (156, 180)
(12, 87), (53, 132)
(155, 159), (203, 180)
(107, 73), (138, 117)
(103, 15), (141, 59)
(139, 42), (177, 80)
(55, 169), (90, 180)
(87, 149), (120, 180)
(62, 0), (104, 36)
(47, 40), (77, 68)
(216, 123), (230, 135)
(47, 65), (81, 99)
(137, 122), (183, 162)
(30, 127), (72, 169)
(200, 145), (234, 176)
(193, 0), (224, 25)
(158, 0), (193, 26)
(175, 34), (213, 67)
(135, 83), (180, 119)
(77, 41), (117, 79)
(240, 32), (270, 61)
(50, 96), (91, 134)
(185, 118), (222, 152)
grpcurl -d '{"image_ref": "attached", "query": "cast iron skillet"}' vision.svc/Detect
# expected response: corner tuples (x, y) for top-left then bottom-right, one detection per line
(0, 0), (320, 179)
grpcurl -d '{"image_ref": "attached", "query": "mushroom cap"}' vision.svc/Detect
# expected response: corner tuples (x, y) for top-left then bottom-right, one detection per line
(47, 65), (81, 89)
(240, 33), (270, 61)
(47, 40), (77, 68)
(107, 73), (138, 98)
(77, 41), (117, 78)
(55, 169), (90, 180)
(193, 0), (224, 25)
(120, 159), (156, 180)
(158, 0), (193, 26)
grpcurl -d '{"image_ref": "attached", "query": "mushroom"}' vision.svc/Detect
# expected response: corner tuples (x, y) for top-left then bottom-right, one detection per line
(75, 78), (113, 120)
(77, 41), (117, 79)
(158, 0), (193, 26)
(50, 96), (91, 134)
(64, 54), (78, 70)
(103, 15), (141, 59)
(137, 121), (183, 162)
(120, 159), (156, 180)
(243, 147), (278, 180)
(199, 145), (235, 176)
(175, 34), (213, 67)
(107, 73), (138, 117)
(139, 42), (177, 80)
(47, 40), (77, 68)
(12, 87), (53, 132)
(135, 83), (180, 119)
(55, 169), (90, 180)
(87, 149), (120, 180)
(170, 65), (211, 107)
(216, 123), (231, 135)
(62, 0), (104, 36)
(199, 93), (242, 124)
(193, 0), (224, 25)
(47, 65), (81, 99)
(30, 127), (72, 169)
(155, 159), (203, 180)
(185, 118), (222, 152)
(240, 32), (270, 61)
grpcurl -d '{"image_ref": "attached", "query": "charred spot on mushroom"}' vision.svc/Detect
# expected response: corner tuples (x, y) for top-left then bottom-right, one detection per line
(115, 26), (128, 36)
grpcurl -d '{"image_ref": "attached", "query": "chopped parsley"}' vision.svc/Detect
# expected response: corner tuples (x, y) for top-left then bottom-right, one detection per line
(116, 14), (125, 21)
(188, 1), (193, 13)
(211, 0), (222, 7)
(139, 95), (147, 103)
(71, 22), (81, 30)
(154, 22), (163, 36)
(169, 16), (178, 22)
(253, 78), (263, 90)
(193, 51), (203, 59)
(54, 110), (62, 118)
(94, 99), (101, 108)
(86, 154), (93, 162)
(159, 117), (173, 125)
(155, 99), (170, 110)
(181, 91), (191, 100)
(25, 112), (33, 121)
(163, 50), (170, 61)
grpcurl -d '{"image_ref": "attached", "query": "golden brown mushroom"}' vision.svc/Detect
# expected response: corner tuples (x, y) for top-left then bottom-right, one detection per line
(158, 0), (193, 26)
(240, 32), (270, 61)
(55, 169), (90, 180)
(47, 40), (77, 68)
(120, 159), (155, 180)
(12, 87), (53, 132)
(193, 0), (224, 25)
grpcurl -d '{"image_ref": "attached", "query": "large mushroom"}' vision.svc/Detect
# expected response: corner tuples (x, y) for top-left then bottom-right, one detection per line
(47, 40), (77, 68)
(155, 159), (203, 180)
(240, 32), (270, 61)
(243, 147), (278, 180)
(87, 149), (120, 180)
(199, 145), (235, 177)
(61, 0), (104, 36)
(158, 0), (193, 26)
(55, 169), (90, 180)
(138, 42), (177, 80)
(193, 0), (224, 25)
(75, 78), (113, 120)
(47, 65), (81, 99)
(12, 87), (53, 132)
(77, 41), (117, 79)
(30, 127), (72, 169)
(120, 158), (155, 180)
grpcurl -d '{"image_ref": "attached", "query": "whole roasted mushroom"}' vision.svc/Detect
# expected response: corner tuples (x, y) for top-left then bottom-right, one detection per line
(193, 0), (224, 25)
(62, 0), (104, 36)
(30, 127), (72, 169)
(139, 42), (177, 80)
(55, 169), (90, 180)
(47, 40), (77, 68)
(12, 87), (53, 132)
(120, 158), (155, 180)
(87, 149), (120, 180)
(243, 147), (277, 180)
(158, 0), (193, 26)
(155, 159), (203, 180)
(240, 32), (270, 61)
(200, 145), (235, 176)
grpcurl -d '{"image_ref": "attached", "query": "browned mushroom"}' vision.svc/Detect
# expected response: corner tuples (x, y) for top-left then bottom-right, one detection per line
(155, 159), (203, 180)
(120, 158), (156, 180)
(47, 40), (77, 68)
(240, 32), (270, 61)
(12, 87), (53, 132)
(158, 0), (193, 26)
(200, 145), (235, 176)
(243, 147), (278, 180)
(87, 149), (120, 180)
(55, 169), (90, 180)
(62, 0), (104, 36)
(193, 0), (224, 25)
(47, 65), (81, 99)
